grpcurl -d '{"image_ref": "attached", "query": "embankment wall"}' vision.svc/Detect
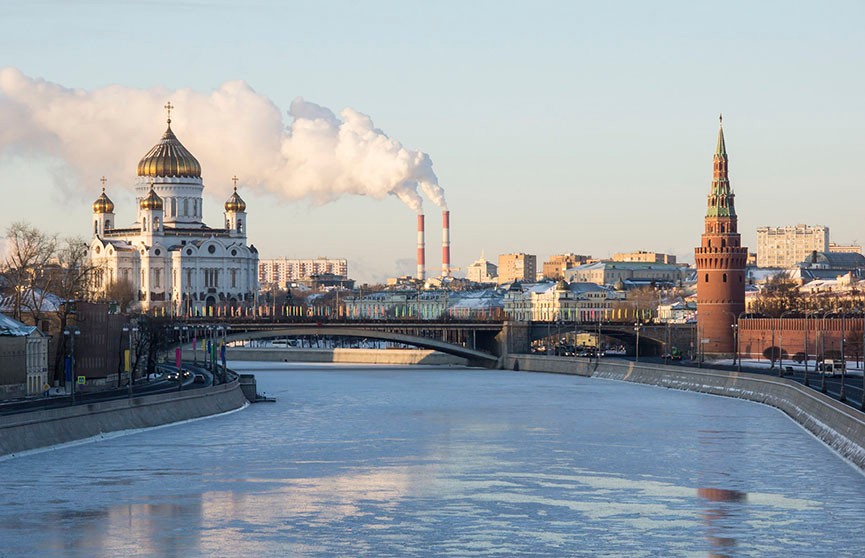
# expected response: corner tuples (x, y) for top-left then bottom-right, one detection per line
(0, 381), (248, 458)
(227, 348), (468, 366)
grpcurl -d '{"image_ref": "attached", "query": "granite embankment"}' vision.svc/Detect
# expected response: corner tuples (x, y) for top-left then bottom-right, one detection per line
(507, 354), (865, 471)
(226, 347), (468, 366)
(0, 380), (248, 458)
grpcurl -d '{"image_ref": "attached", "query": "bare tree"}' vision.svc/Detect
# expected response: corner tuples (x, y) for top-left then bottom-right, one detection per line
(752, 271), (803, 316)
(103, 278), (138, 313)
(2, 222), (57, 323)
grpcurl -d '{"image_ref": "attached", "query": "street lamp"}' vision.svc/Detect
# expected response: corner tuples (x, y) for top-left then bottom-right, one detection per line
(63, 327), (81, 404)
(839, 314), (847, 403)
(121, 325), (138, 398)
(778, 310), (795, 376)
(634, 321), (642, 364)
(731, 322), (739, 371)
(820, 309), (835, 394)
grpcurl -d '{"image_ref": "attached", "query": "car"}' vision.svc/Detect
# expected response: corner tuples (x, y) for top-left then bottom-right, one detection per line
(193, 373), (207, 384)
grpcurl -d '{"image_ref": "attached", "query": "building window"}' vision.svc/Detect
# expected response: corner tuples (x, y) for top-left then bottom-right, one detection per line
(231, 269), (237, 288)
(723, 273), (727, 283)
(142, 217), (147, 232)
(184, 198), (189, 216)
(94, 220), (98, 234)
(705, 274), (709, 283)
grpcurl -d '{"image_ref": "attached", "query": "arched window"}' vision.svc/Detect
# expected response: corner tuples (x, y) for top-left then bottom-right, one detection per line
(705, 273), (709, 283)
(723, 273), (727, 283)
(105, 219), (111, 229)
(142, 217), (147, 232)
(184, 198), (189, 216)
(94, 220), (98, 234)
(237, 219), (243, 234)
(708, 239), (712, 248)
(721, 239), (726, 248)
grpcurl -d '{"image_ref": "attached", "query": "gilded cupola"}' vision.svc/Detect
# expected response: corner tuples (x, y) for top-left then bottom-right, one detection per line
(92, 177), (115, 213)
(224, 176), (246, 212)
(140, 185), (164, 211)
(136, 102), (202, 178)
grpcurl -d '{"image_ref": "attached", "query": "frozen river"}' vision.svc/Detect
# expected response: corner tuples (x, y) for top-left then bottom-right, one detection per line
(2, 362), (865, 557)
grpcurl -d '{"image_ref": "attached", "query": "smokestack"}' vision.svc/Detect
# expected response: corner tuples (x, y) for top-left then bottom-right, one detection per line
(417, 214), (426, 280)
(442, 210), (451, 277)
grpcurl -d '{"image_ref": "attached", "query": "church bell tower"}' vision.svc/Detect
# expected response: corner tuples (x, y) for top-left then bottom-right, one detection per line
(695, 116), (748, 356)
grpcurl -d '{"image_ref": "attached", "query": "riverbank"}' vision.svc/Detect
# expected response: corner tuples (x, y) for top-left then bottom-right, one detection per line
(506, 354), (865, 471)
(0, 379), (249, 458)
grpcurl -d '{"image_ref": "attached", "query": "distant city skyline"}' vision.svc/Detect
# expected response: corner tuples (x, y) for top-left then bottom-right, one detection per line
(1, 1), (863, 283)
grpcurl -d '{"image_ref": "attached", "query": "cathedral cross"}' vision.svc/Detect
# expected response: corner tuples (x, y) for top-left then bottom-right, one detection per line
(165, 101), (174, 124)
(232, 175), (239, 191)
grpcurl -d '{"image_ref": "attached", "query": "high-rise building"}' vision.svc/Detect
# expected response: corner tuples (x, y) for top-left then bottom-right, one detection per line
(694, 116), (747, 357)
(542, 253), (590, 280)
(611, 251), (677, 265)
(467, 254), (498, 283)
(497, 253), (537, 284)
(756, 224), (829, 267)
(259, 258), (348, 285)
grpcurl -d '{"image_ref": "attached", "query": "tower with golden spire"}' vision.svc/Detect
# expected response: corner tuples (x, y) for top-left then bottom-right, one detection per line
(224, 175), (247, 239)
(694, 116), (748, 356)
(91, 175), (115, 237)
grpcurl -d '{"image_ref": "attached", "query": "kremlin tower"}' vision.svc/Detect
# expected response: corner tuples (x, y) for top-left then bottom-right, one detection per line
(695, 116), (747, 356)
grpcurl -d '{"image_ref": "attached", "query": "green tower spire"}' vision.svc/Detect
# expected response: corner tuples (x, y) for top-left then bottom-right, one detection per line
(706, 115), (735, 218)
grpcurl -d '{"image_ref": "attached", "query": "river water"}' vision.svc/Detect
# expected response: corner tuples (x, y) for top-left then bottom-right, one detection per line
(2, 362), (864, 557)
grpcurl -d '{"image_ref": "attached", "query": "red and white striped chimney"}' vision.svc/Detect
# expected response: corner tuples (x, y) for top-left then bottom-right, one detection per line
(416, 214), (426, 280)
(442, 210), (451, 277)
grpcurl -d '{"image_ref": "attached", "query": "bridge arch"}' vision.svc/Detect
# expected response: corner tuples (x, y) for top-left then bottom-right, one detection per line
(191, 326), (500, 368)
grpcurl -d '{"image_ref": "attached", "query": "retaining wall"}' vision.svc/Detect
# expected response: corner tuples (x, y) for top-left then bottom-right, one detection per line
(0, 381), (249, 458)
(506, 354), (865, 470)
(227, 348), (468, 366)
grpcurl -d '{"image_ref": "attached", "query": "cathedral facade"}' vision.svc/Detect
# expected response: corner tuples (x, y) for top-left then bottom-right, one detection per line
(89, 106), (259, 316)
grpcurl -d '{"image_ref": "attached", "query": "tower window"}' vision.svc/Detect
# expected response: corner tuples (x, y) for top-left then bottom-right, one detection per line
(723, 273), (727, 283)
(94, 220), (98, 234)
(722, 239), (726, 248)
(705, 273), (709, 283)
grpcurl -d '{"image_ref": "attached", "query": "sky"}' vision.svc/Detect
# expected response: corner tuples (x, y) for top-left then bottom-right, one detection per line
(1, 0), (863, 284)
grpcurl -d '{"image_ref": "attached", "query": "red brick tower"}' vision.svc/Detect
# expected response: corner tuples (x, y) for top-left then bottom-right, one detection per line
(695, 116), (747, 356)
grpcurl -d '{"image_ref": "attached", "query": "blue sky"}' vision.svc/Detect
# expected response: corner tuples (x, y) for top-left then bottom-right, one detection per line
(1, 1), (864, 283)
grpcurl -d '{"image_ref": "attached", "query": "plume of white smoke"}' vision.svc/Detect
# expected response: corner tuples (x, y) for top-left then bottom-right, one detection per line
(0, 67), (446, 212)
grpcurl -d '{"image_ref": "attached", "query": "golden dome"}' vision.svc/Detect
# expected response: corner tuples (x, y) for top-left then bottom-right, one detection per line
(136, 120), (201, 178)
(92, 187), (114, 214)
(140, 186), (164, 211)
(224, 186), (246, 212)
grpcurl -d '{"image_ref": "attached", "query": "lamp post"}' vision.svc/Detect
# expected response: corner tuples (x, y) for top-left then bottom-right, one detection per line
(634, 321), (642, 364)
(778, 310), (795, 376)
(731, 322), (739, 371)
(839, 314), (847, 403)
(121, 325), (138, 398)
(860, 310), (865, 411)
(820, 309), (835, 394)
(63, 327), (81, 404)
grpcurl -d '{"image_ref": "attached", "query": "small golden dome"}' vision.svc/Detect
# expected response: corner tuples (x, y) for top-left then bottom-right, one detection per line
(136, 110), (201, 178)
(92, 188), (114, 214)
(140, 186), (164, 211)
(224, 186), (246, 212)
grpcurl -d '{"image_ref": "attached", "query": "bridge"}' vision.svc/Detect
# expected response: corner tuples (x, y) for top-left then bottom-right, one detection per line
(165, 319), (697, 366)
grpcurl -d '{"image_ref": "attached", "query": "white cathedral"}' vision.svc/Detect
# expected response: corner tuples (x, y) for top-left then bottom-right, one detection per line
(90, 104), (259, 316)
